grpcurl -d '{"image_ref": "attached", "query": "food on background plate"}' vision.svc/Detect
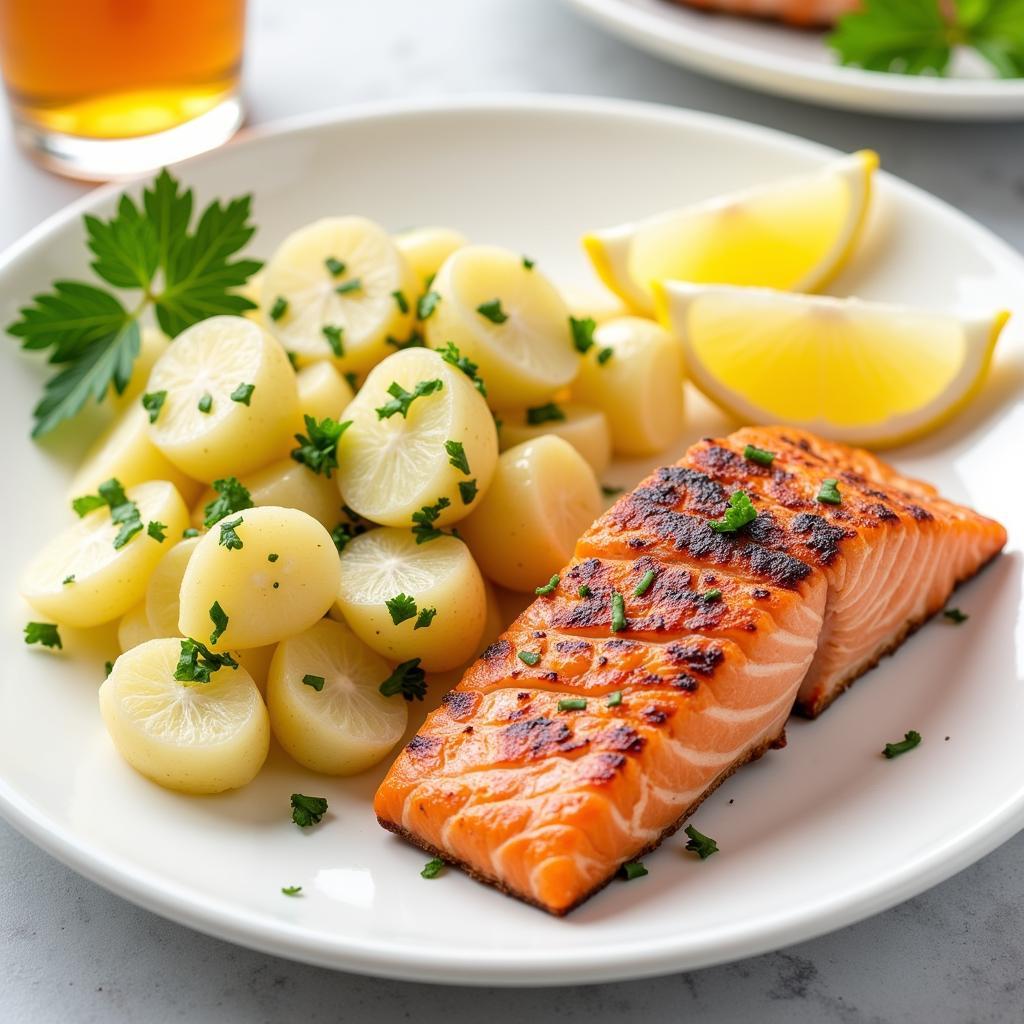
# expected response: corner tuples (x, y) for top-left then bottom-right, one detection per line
(670, 0), (856, 26)
(496, 402), (612, 477)
(375, 426), (1007, 913)
(394, 226), (469, 286)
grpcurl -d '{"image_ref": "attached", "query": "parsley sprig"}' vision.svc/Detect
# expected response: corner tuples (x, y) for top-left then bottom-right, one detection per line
(375, 378), (443, 420)
(203, 476), (253, 528)
(173, 638), (238, 684)
(379, 658), (427, 701)
(291, 415), (352, 477)
(7, 170), (261, 437)
(709, 490), (757, 534)
(439, 341), (487, 397)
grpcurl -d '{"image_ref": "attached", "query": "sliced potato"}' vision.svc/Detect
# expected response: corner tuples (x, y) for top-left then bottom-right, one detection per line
(267, 618), (407, 775)
(572, 316), (684, 456)
(394, 226), (468, 286)
(335, 527), (486, 671)
(145, 536), (200, 637)
(335, 347), (497, 527)
(459, 436), (602, 592)
(20, 480), (189, 628)
(236, 644), (276, 695)
(496, 402), (611, 476)
(146, 315), (299, 480)
(295, 361), (355, 429)
(117, 602), (161, 653)
(424, 245), (580, 407)
(560, 284), (630, 326)
(178, 506), (340, 649)
(99, 638), (269, 794)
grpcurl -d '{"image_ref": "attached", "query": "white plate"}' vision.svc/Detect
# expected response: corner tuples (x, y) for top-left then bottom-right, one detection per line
(566, 0), (1024, 119)
(1, 96), (1023, 986)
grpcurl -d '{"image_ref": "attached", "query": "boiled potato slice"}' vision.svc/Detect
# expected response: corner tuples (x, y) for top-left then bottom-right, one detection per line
(424, 245), (580, 407)
(99, 638), (269, 794)
(335, 527), (486, 672)
(20, 480), (189, 628)
(295, 361), (355, 428)
(238, 270), (265, 325)
(560, 284), (629, 325)
(262, 216), (416, 374)
(111, 326), (170, 410)
(572, 316), (684, 456)
(459, 436), (602, 592)
(178, 506), (340, 649)
(70, 402), (199, 503)
(394, 226), (468, 286)
(236, 644), (275, 695)
(117, 602), (160, 653)
(146, 315), (299, 480)
(497, 402), (611, 476)
(335, 347), (497, 527)
(192, 459), (342, 532)
(267, 618), (406, 775)
(145, 536), (200, 637)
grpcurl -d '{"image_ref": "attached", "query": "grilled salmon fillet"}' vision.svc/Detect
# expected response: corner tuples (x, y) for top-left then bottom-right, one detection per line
(671, 0), (858, 26)
(375, 427), (1006, 914)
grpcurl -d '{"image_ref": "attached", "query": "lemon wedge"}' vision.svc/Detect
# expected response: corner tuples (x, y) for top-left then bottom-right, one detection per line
(656, 281), (1008, 448)
(583, 151), (878, 316)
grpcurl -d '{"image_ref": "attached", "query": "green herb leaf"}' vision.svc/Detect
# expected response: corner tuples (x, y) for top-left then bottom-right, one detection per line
(684, 824), (719, 859)
(943, 607), (968, 623)
(601, 484), (623, 498)
(375, 378), (443, 419)
(421, 858), (445, 879)
(182, 527), (200, 538)
(558, 697), (587, 711)
(63, 574), (75, 585)
(607, 690), (623, 707)
(267, 552), (279, 563)
(415, 606), (437, 630)
(743, 443), (775, 467)
(828, 0), (954, 76)
(578, 584), (592, 598)
(197, 392), (213, 414)
(526, 402), (565, 426)
(281, 885), (303, 896)
(173, 637), (238, 684)
(72, 493), (106, 517)
(417, 290), (441, 320)
(331, 522), (353, 553)
(569, 315), (596, 354)
(24, 621), (62, 649)
(291, 415), (352, 477)
(302, 674), (326, 692)
(325, 256), (346, 277)
(386, 592), (418, 625)
(438, 341), (486, 397)
(209, 601), (228, 645)
(444, 439), (470, 474)
(458, 479), (478, 505)
(535, 574), (560, 596)
(147, 520), (167, 542)
(141, 389), (167, 423)
(610, 591), (626, 633)
(230, 382), (255, 406)
(74, 477), (145, 549)
(518, 650), (541, 666)
(322, 324), (344, 357)
(703, 588), (723, 603)
(883, 729), (922, 758)
(476, 299), (508, 324)
(392, 289), (409, 314)
(709, 490), (757, 533)
(378, 658), (427, 701)
(621, 861), (648, 880)
(269, 296), (288, 321)
(290, 793), (328, 828)
(104, 660), (114, 677)
(411, 496), (451, 544)
(218, 515), (244, 551)
(634, 569), (656, 597)
(596, 346), (614, 365)
(335, 278), (362, 296)
(385, 330), (425, 351)
(203, 476), (253, 528)
(522, 256), (535, 270)
(816, 478), (842, 505)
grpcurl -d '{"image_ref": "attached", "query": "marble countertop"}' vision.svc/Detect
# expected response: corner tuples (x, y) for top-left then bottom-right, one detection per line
(2, 1), (1023, 1020)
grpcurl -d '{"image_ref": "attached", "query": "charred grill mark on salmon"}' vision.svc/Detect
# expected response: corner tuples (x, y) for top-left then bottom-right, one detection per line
(374, 427), (1006, 915)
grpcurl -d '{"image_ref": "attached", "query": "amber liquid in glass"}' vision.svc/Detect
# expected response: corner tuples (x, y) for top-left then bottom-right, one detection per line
(0, 0), (245, 139)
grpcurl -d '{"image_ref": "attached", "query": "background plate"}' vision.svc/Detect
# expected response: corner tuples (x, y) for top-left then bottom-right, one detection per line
(0, 97), (1022, 985)
(566, 0), (1024, 119)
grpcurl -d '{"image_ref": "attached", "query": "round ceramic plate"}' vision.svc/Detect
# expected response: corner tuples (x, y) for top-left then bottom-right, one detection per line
(566, 0), (1024, 119)
(1, 97), (1022, 986)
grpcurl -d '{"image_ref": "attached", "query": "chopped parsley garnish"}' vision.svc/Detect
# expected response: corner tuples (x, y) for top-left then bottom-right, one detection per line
(302, 674), (325, 692)
(218, 516), (244, 550)
(569, 315), (596, 354)
(578, 584), (592, 598)
(141, 390), (167, 423)
(267, 552), (279, 563)
(331, 522), (353, 553)
(197, 392), (213, 414)
(421, 858), (445, 879)
(281, 885), (303, 897)
(378, 658), (427, 701)
(173, 638), (238, 684)
(291, 415), (351, 477)
(518, 650), (541, 666)
(883, 730), (922, 759)
(203, 476), (253, 528)
(522, 255), (535, 270)
(610, 591), (626, 633)
(24, 621), (61, 649)
(444, 439), (470, 474)
(324, 256), (346, 277)
(596, 346), (614, 366)
(230, 382), (255, 406)
(73, 478), (145, 549)
(335, 278), (362, 296)
(411, 496), (451, 544)
(743, 444), (775, 467)
(683, 824), (719, 859)
(147, 520), (167, 542)
(386, 593), (418, 625)
(7, 169), (261, 437)
(438, 341), (486, 396)
(392, 289), (409, 314)
(269, 296), (288, 321)
(943, 607), (968, 624)
(558, 697), (587, 711)
(415, 606), (437, 630)
(290, 793), (328, 828)
(620, 861), (648, 881)
(703, 588), (723, 603)
(375, 378), (443, 420)
(607, 690), (623, 707)
(634, 569), (656, 597)
(385, 330), (425, 351)
(709, 490), (757, 533)
(459, 480), (478, 505)
(535, 574), (560, 596)
(183, 527), (200, 538)
(104, 660), (114, 677)
(322, 324), (344, 357)
(476, 299), (508, 324)
(417, 289), (441, 320)
(344, 371), (358, 391)
(209, 601), (228, 645)
(601, 484), (623, 497)
(816, 478), (842, 505)
(286, 351), (299, 370)
(62, 574), (75, 585)
(526, 402), (565, 426)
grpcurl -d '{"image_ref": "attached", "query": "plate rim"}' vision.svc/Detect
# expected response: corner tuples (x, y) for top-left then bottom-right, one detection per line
(2, 93), (1024, 986)
(564, 0), (1024, 118)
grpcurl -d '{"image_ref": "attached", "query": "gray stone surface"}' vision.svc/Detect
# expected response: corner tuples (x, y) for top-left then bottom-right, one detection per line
(2, 0), (1023, 1020)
